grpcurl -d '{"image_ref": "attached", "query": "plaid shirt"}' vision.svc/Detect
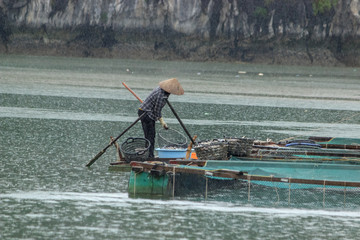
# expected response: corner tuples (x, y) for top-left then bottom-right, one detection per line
(140, 87), (169, 121)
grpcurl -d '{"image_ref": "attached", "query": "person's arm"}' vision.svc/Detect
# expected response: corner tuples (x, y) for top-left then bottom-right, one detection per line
(154, 89), (168, 129)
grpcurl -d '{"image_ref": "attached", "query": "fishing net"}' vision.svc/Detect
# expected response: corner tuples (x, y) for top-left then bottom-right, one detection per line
(120, 137), (150, 162)
(180, 175), (360, 209)
(129, 137), (360, 208)
(157, 128), (188, 149)
(205, 179), (359, 209)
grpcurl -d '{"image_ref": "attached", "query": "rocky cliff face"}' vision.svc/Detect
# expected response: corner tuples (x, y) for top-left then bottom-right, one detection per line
(1, 0), (360, 66)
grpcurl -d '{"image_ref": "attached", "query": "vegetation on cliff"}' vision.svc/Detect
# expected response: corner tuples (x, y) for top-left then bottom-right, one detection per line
(0, 6), (11, 50)
(0, 0), (359, 66)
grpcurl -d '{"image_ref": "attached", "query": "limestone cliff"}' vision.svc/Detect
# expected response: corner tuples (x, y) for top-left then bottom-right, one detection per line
(1, 0), (360, 66)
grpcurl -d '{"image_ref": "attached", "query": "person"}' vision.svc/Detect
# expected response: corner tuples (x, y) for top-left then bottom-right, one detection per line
(138, 78), (184, 158)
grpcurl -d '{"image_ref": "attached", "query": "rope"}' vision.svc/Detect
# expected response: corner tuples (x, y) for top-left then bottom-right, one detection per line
(247, 175), (251, 202)
(271, 175), (280, 204)
(323, 180), (326, 207)
(205, 177), (208, 201)
(134, 172), (137, 196)
(288, 178), (291, 205)
(344, 182), (347, 208)
(172, 166), (175, 199)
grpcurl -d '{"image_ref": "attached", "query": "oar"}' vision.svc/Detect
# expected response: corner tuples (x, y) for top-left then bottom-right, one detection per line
(165, 98), (195, 145)
(86, 112), (146, 167)
(110, 136), (124, 162)
(122, 82), (143, 103)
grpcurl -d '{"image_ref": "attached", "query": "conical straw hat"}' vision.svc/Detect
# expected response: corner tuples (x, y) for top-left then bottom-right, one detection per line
(159, 78), (184, 95)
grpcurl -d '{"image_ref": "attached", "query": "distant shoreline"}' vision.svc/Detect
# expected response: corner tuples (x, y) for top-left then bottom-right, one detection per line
(0, 33), (356, 67)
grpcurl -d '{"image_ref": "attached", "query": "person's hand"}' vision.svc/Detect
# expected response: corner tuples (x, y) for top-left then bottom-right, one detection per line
(159, 117), (168, 130)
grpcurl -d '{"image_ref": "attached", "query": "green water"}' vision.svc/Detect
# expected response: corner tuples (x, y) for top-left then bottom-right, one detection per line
(1, 55), (360, 239)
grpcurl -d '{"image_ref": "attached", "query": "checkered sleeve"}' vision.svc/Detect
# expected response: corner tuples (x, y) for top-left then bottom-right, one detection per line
(140, 87), (167, 121)
(153, 88), (165, 120)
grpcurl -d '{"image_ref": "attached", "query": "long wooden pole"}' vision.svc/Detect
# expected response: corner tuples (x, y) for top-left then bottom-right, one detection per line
(186, 135), (197, 159)
(122, 82), (143, 103)
(110, 136), (124, 162)
(86, 112), (146, 167)
(165, 98), (195, 145)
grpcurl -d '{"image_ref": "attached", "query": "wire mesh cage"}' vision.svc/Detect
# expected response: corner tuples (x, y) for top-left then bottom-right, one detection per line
(157, 128), (188, 149)
(194, 139), (229, 160)
(120, 137), (150, 162)
(226, 137), (254, 157)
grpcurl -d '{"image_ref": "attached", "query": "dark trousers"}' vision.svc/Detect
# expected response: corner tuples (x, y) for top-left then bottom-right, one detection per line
(138, 109), (155, 158)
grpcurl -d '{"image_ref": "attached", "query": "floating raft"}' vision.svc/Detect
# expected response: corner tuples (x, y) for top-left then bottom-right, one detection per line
(309, 137), (360, 150)
(112, 137), (360, 171)
(244, 138), (360, 163)
(128, 158), (360, 208)
(126, 137), (360, 208)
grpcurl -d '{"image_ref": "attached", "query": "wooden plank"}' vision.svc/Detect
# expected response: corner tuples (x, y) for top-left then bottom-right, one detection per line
(308, 136), (333, 142)
(319, 144), (360, 150)
(169, 160), (207, 166)
(130, 162), (245, 179)
(240, 175), (360, 187)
